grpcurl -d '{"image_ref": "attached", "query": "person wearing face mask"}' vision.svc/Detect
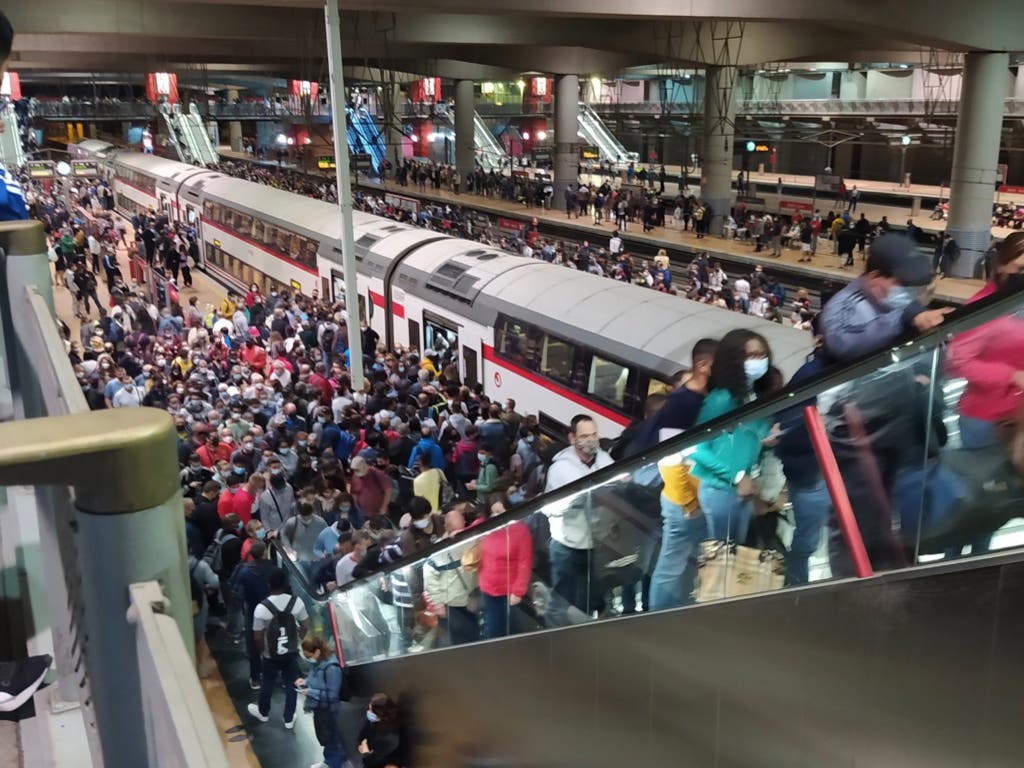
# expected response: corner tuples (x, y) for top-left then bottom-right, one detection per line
(257, 457), (297, 532)
(356, 693), (401, 768)
(110, 373), (144, 408)
(281, 502), (328, 579)
(180, 452), (215, 500)
(688, 330), (775, 553)
(819, 236), (956, 575)
(941, 231), (1024, 556)
(240, 519), (268, 561)
(274, 438), (298, 476)
(231, 435), (261, 474)
(478, 500), (533, 639)
(218, 473), (250, 523)
(820, 234), (951, 361)
(543, 415), (614, 625)
(294, 635), (345, 768)
(465, 445), (498, 504)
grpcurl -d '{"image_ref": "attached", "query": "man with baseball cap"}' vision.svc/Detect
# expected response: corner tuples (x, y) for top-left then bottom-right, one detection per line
(820, 234), (952, 361)
(816, 234), (954, 575)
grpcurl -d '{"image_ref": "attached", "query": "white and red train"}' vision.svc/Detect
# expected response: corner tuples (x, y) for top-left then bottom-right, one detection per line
(76, 141), (812, 437)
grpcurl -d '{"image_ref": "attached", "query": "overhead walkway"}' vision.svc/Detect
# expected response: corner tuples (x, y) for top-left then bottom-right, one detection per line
(250, 287), (1024, 767)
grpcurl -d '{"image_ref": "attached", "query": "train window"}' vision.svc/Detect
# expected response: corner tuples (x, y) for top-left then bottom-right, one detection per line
(646, 377), (673, 398)
(303, 239), (318, 266)
(542, 335), (577, 386)
(495, 316), (542, 372)
(252, 219), (264, 243)
(588, 355), (631, 409)
(236, 213), (253, 238)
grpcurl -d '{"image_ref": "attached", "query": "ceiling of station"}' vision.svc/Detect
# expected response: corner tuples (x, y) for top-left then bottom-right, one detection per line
(7, 0), (1024, 84)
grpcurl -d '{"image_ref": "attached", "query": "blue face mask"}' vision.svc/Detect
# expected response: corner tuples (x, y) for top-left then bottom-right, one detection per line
(233, 466), (246, 475)
(255, 527), (267, 540)
(883, 286), (916, 312)
(366, 710), (380, 723)
(744, 357), (769, 383)
(477, 452), (487, 463)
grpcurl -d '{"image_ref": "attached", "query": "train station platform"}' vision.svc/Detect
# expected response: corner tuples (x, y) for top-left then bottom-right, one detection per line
(353, 177), (984, 304)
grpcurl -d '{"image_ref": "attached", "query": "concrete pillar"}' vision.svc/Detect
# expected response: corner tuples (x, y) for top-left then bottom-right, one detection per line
(701, 65), (737, 236)
(1014, 66), (1024, 100)
(455, 79), (476, 179)
(227, 89), (243, 152)
(387, 83), (406, 168)
(947, 52), (1009, 277)
(553, 74), (579, 211)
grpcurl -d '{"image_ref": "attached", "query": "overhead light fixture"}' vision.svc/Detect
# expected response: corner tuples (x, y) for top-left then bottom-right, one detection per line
(536, 130), (547, 140)
(901, 134), (912, 145)
(275, 133), (287, 145)
(521, 131), (530, 140)
(410, 134), (419, 142)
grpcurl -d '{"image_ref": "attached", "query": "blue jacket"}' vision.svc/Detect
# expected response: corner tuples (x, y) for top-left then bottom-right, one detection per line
(303, 658), (343, 712)
(690, 389), (769, 489)
(408, 437), (445, 470)
(819, 277), (923, 361)
(775, 354), (828, 488)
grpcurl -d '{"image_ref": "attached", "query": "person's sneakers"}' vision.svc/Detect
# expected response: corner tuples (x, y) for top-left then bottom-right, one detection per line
(283, 716), (295, 730)
(246, 703), (268, 723)
(249, 678), (260, 691)
(0, 655), (52, 713)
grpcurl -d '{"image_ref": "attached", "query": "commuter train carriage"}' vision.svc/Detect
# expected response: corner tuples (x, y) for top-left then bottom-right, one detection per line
(85, 144), (813, 436)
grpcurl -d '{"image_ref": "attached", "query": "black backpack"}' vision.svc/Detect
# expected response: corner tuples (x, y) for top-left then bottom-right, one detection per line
(324, 660), (352, 702)
(261, 595), (300, 658)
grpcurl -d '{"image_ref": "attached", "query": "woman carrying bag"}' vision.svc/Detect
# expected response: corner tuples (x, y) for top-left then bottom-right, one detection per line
(295, 635), (345, 768)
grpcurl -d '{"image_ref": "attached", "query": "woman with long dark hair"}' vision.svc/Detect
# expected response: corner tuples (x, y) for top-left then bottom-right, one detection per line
(690, 329), (775, 545)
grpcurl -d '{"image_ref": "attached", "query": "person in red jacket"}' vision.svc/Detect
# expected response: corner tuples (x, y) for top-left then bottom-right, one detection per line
(217, 473), (246, 520)
(478, 500), (532, 639)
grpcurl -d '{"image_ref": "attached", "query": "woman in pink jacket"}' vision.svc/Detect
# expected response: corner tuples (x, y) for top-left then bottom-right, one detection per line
(945, 232), (1024, 554)
(478, 500), (533, 639)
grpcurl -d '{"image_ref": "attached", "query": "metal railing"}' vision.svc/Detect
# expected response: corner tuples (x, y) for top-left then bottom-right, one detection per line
(0, 220), (227, 768)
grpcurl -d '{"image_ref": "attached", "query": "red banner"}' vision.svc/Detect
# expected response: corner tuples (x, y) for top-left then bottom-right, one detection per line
(288, 80), (319, 100)
(408, 78), (442, 104)
(998, 185), (1024, 195)
(779, 199), (813, 213)
(1, 72), (21, 101)
(145, 72), (179, 105)
(412, 120), (432, 158)
(497, 217), (523, 232)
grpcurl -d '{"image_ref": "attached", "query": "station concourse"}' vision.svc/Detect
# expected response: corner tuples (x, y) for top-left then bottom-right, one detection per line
(3, 4), (1024, 768)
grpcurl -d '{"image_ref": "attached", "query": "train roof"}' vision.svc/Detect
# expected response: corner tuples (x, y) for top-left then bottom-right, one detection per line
(75, 140), (116, 157)
(482, 263), (813, 377)
(188, 173), (379, 242)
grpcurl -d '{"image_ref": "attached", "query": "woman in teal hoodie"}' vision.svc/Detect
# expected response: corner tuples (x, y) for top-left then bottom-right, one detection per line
(691, 329), (774, 545)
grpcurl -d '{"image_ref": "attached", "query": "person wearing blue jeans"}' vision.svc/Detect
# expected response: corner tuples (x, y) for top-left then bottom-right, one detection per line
(785, 478), (831, 584)
(648, 495), (706, 611)
(697, 484), (754, 545)
(945, 415), (1000, 559)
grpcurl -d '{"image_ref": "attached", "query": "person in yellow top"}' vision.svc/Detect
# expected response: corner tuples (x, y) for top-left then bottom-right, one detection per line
(829, 215), (843, 257)
(419, 354), (439, 380)
(219, 292), (238, 319)
(648, 454), (702, 611)
(412, 454), (443, 512)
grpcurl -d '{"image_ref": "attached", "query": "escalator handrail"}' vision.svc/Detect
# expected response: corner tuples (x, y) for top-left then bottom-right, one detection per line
(321, 285), (1023, 598)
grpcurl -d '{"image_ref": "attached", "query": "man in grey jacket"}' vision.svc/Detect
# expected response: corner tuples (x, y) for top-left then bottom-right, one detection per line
(256, 457), (296, 532)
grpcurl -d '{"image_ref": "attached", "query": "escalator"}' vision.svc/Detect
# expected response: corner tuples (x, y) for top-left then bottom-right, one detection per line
(577, 101), (637, 167)
(158, 102), (219, 166)
(438, 108), (509, 171)
(0, 100), (25, 167)
(234, 289), (1024, 767)
(347, 106), (386, 176)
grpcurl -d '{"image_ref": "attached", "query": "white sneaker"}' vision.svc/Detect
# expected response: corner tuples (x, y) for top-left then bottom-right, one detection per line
(284, 716), (295, 730)
(247, 703), (268, 723)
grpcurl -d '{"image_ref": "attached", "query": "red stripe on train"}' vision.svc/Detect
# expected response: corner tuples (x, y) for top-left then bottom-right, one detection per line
(370, 289), (405, 318)
(481, 343), (630, 427)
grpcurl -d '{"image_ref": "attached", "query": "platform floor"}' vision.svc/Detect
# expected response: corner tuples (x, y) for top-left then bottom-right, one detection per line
(355, 178), (983, 304)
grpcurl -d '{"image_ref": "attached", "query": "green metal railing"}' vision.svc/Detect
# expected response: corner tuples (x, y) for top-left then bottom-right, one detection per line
(0, 220), (228, 767)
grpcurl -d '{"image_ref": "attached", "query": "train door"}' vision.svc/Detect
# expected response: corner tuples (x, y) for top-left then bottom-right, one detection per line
(184, 204), (203, 265)
(331, 269), (366, 324)
(157, 191), (173, 223)
(462, 347), (478, 388)
(407, 318), (421, 352)
(423, 311), (463, 381)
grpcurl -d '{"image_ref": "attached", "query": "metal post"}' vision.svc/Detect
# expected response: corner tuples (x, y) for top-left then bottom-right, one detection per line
(324, 0), (365, 387)
(0, 221), (84, 709)
(0, 408), (190, 768)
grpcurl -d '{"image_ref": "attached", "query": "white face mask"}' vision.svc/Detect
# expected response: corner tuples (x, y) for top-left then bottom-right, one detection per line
(744, 357), (769, 383)
(413, 518), (430, 530)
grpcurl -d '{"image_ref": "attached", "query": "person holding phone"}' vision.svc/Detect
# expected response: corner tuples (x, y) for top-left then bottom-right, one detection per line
(295, 635), (345, 768)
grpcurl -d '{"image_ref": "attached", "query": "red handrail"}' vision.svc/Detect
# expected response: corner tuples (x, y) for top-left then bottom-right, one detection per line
(803, 405), (873, 578)
(327, 598), (345, 667)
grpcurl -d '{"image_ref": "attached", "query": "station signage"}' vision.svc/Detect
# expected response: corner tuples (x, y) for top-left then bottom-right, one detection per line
(998, 185), (1024, 196)
(72, 161), (98, 177)
(317, 156), (337, 170)
(579, 146), (600, 161)
(779, 199), (813, 213)
(814, 173), (842, 194)
(351, 153), (373, 171)
(754, 143), (770, 152)
(384, 192), (419, 215)
(27, 161), (54, 179)
(497, 217), (523, 233)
